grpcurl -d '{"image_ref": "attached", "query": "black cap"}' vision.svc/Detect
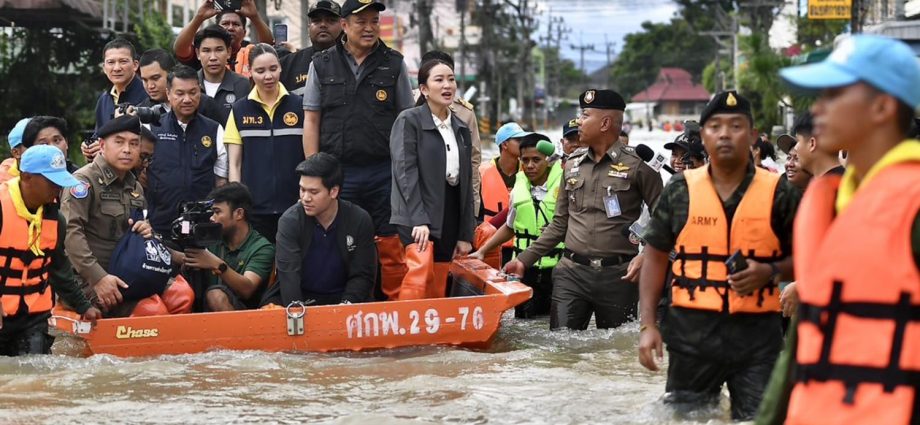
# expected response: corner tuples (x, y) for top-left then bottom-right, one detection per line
(700, 90), (753, 125)
(97, 115), (141, 139)
(140, 126), (158, 144)
(579, 89), (625, 111)
(776, 134), (796, 155)
(664, 126), (702, 151)
(562, 118), (579, 137)
(686, 141), (707, 160)
(308, 0), (342, 18)
(341, 0), (385, 17)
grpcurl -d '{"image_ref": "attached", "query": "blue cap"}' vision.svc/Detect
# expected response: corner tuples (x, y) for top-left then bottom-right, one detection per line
(19, 145), (80, 188)
(562, 118), (579, 137)
(7, 118), (30, 149)
(780, 35), (920, 108)
(495, 122), (531, 146)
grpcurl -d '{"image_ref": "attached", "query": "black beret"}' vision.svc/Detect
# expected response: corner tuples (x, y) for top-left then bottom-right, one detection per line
(97, 115), (141, 139)
(579, 89), (625, 111)
(341, 0), (385, 17)
(700, 90), (753, 125)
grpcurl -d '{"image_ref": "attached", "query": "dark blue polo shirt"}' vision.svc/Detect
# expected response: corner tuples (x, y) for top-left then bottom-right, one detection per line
(300, 219), (346, 296)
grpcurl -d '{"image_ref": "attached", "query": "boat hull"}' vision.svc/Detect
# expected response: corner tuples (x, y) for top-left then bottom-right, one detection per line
(50, 259), (532, 357)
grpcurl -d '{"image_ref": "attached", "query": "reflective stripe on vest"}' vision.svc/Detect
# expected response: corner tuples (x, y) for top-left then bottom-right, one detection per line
(0, 184), (57, 316)
(511, 163), (564, 269)
(479, 160), (513, 248)
(787, 164), (920, 425)
(670, 166), (783, 314)
(231, 92), (306, 215)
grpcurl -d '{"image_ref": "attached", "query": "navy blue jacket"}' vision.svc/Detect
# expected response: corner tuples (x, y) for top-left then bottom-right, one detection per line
(230, 92), (305, 216)
(146, 111), (221, 234)
(94, 76), (148, 135)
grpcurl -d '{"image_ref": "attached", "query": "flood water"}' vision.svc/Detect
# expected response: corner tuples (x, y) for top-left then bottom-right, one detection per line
(1, 129), (743, 424)
(0, 314), (735, 424)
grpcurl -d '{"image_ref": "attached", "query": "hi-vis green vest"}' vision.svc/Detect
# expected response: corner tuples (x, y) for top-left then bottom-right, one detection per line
(511, 163), (564, 269)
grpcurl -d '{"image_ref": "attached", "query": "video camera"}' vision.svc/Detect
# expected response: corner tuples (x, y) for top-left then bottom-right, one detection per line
(115, 103), (165, 124)
(171, 200), (222, 249)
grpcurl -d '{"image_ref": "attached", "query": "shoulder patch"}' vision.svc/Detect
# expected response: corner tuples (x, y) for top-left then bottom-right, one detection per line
(456, 98), (474, 111)
(620, 145), (640, 160)
(70, 181), (90, 199)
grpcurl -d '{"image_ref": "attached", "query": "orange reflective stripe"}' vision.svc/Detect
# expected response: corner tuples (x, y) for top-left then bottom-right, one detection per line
(670, 166), (782, 314)
(788, 164), (920, 425)
(0, 183), (57, 316)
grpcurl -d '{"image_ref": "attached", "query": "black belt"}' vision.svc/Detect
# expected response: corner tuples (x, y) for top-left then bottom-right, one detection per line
(562, 249), (631, 268)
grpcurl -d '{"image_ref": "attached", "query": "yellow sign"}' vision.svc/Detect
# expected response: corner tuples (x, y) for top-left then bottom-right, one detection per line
(808, 0), (851, 20)
(115, 325), (159, 339)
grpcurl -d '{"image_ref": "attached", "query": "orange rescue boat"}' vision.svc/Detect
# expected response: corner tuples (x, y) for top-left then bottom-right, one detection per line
(49, 259), (531, 357)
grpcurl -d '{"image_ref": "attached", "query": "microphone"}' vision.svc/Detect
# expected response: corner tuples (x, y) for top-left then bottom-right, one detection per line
(636, 144), (675, 174)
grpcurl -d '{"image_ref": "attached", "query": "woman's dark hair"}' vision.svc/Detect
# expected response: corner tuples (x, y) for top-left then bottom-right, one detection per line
(415, 59), (454, 107)
(194, 24), (233, 49)
(295, 152), (344, 191)
(248, 43), (279, 68)
(207, 182), (253, 220)
(22, 116), (67, 148)
(753, 139), (777, 161)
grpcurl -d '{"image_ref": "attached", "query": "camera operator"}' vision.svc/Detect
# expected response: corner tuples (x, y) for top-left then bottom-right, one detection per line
(60, 115), (161, 317)
(176, 183), (274, 311)
(146, 65), (229, 236)
(173, 0), (274, 76)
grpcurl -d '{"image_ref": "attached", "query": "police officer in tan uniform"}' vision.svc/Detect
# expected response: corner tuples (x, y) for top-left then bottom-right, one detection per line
(60, 115), (152, 316)
(505, 89), (663, 330)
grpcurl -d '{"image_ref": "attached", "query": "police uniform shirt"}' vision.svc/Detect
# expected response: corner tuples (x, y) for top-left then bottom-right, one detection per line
(515, 142), (663, 266)
(60, 155), (146, 286)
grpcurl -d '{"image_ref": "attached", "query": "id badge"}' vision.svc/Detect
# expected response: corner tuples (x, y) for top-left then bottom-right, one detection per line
(604, 194), (622, 218)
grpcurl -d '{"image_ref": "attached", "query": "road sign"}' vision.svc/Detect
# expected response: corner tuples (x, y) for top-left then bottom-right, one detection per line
(808, 0), (852, 20)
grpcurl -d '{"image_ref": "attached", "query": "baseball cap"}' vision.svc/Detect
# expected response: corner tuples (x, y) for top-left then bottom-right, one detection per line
(776, 134), (797, 155)
(341, 0), (385, 18)
(562, 118), (579, 137)
(495, 122), (531, 146)
(308, 0), (341, 18)
(7, 118), (30, 149)
(19, 145), (80, 187)
(780, 35), (920, 108)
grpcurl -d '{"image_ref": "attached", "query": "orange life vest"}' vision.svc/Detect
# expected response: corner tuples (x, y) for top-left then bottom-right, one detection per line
(480, 159), (514, 249)
(786, 164), (920, 425)
(670, 166), (783, 314)
(0, 184), (58, 317)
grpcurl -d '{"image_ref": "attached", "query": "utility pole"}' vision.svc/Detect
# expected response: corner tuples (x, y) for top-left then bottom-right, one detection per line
(457, 0), (467, 91)
(571, 32), (595, 81)
(851, 0), (861, 33)
(603, 34), (616, 88)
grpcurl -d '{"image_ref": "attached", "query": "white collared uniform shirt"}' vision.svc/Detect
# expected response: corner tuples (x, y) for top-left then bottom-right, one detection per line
(433, 111), (460, 186)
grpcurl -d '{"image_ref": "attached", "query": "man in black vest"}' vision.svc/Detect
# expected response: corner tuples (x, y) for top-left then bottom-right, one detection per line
(147, 65), (228, 236)
(279, 0), (342, 96)
(301, 0), (415, 294)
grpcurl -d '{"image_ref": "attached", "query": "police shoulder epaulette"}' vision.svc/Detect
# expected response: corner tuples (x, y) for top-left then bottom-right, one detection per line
(456, 98), (474, 111)
(569, 147), (589, 159)
(620, 145), (640, 159)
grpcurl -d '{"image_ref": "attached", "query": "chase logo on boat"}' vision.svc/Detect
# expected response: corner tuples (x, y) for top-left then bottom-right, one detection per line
(115, 326), (159, 339)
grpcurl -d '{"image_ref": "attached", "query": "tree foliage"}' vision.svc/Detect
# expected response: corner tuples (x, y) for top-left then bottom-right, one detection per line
(135, 11), (176, 52)
(737, 33), (791, 133)
(611, 19), (716, 99)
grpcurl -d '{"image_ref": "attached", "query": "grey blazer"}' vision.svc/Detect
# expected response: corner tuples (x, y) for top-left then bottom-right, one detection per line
(389, 102), (475, 243)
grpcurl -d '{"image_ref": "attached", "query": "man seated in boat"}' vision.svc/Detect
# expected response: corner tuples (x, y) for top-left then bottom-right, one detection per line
(60, 115), (194, 317)
(178, 183), (274, 310)
(261, 153), (376, 306)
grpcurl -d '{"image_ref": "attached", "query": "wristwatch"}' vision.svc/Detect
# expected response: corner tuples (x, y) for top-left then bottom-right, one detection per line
(217, 262), (228, 274)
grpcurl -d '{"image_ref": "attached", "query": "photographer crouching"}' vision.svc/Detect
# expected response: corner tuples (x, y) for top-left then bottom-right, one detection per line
(173, 183), (275, 311)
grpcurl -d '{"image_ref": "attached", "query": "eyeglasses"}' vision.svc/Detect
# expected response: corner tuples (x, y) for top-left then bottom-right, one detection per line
(140, 153), (153, 165)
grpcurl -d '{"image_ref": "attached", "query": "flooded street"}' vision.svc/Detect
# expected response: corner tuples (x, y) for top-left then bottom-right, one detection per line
(0, 314), (733, 424)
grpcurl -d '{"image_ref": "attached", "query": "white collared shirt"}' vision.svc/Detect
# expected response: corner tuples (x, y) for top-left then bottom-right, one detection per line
(433, 111), (460, 186)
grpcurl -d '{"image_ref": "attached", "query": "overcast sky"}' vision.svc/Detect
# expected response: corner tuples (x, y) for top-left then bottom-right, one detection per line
(533, 0), (679, 73)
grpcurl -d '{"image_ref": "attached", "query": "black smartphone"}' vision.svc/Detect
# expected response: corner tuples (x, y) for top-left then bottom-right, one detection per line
(725, 250), (748, 275)
(273, 24), (288, 44)
(213, 0), (242, 11)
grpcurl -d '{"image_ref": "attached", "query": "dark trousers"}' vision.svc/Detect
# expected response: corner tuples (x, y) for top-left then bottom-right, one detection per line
(397, 182), (461, 262)
(250, 213), (282, 244)
(664, 349), (778, 421)
(550, 257), (638, 330)
(517, 266), (553, 318)
(342, 162), (394, 236)
(0, 312), (53, 356)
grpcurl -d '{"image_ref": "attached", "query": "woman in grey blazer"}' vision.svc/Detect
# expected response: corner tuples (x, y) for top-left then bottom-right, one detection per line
(389, 59), (476, 300)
